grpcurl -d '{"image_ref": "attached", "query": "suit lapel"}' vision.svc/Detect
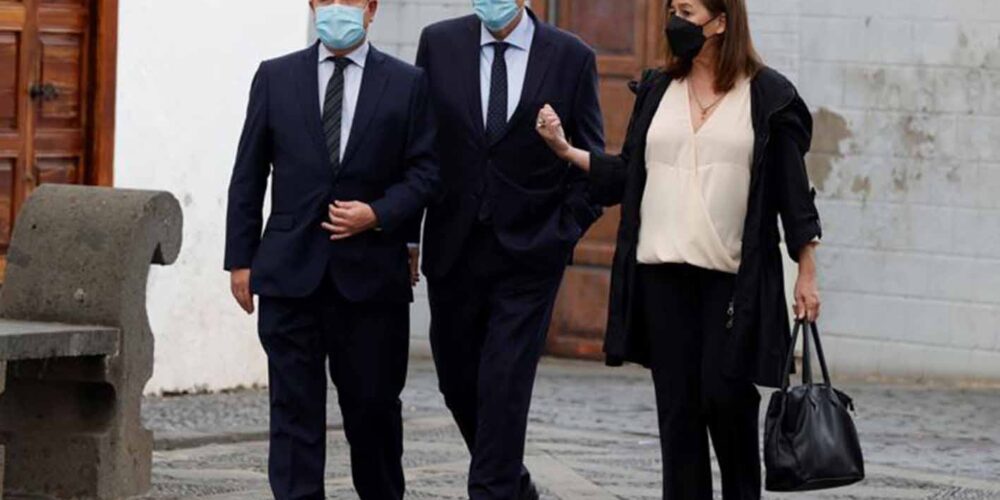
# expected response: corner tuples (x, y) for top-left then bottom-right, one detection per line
(296, 42), (331, 168)
(462, 16), (487, 143)
(340, 46), (390, 169)
(492, 9), (554, 146)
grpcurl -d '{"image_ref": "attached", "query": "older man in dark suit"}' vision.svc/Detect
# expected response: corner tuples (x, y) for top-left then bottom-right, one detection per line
(224, 1), (439, 498)
(410, 1), (604, 498)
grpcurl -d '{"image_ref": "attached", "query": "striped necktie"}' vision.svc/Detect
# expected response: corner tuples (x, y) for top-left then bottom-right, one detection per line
(322, 56), (352, 173)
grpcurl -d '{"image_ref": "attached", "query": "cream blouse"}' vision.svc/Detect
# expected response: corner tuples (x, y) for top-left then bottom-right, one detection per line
(636, 77), (754, 274)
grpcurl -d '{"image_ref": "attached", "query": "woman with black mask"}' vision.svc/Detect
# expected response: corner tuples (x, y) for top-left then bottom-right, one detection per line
(535, 0), (822, 498)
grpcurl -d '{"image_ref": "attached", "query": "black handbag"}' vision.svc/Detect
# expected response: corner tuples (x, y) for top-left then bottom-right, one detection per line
(764, 320), (865, 492)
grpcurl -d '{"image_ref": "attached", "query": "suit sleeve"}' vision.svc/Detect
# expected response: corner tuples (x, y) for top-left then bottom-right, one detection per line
(370, 69), (442, 236)
(224, 63), (271, 271)
(402, 30), (433, 246)
(773, 94), (822, 262)
(563, 50), (606, 232)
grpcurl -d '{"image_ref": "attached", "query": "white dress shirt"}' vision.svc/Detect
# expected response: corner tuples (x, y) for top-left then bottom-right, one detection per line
(318, 41), (369, 159)
(480, 11), (535, 126)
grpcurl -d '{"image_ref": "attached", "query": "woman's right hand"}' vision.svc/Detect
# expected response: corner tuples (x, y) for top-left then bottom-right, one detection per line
(536, 104), (570, 158)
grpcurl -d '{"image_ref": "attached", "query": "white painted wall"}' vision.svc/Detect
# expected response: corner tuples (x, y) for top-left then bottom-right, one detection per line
(115, 0), (311, 393)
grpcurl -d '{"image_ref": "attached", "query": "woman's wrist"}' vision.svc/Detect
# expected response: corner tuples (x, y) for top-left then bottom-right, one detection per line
(555, 143), (574, 161)
(797, 242), (818, 277)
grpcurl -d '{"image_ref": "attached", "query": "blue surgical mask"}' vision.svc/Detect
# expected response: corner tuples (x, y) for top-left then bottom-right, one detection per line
(473, 0), (521, 32)
(315, 4), (367, 50)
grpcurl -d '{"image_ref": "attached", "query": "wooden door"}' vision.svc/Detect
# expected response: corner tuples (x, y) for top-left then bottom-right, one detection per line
(0, 0), (116, 278)
(546, 0), (666, 359)
(0, 0), (30, 263)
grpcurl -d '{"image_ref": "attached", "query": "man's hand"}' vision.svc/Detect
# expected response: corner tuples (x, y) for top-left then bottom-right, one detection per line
(230, 269), (254, 314)
(322, 201), (379, 240)
(408, 246), (421, 287)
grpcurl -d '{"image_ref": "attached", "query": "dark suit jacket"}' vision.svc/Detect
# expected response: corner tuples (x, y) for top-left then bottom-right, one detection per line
(412, 9), (604, 279)
(225, 43), (440, 303)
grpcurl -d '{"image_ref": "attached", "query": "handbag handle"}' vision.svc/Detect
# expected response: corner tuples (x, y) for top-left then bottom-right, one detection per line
(780, 321), (802, 391)
(808, 321), (833, 386)
(781, 320), (833, 390)
(802, 319), (812, 385)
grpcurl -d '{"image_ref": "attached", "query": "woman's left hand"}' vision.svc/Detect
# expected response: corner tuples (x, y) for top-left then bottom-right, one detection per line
(794, 273), (821, 322)
(794, 243), (821, 322)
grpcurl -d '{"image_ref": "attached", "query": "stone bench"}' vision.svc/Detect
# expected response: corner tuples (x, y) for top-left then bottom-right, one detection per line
(0, 185), (182, 499)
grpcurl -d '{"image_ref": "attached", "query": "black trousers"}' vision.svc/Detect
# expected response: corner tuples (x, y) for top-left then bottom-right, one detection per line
(257, 278), (409, 500)
(636, 264), (761, 500)
(428, 224), (563, 500)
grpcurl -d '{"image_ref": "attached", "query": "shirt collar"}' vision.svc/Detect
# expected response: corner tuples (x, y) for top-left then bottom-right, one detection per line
(318, 40), (369, 68)
(480, 9), (534, 51)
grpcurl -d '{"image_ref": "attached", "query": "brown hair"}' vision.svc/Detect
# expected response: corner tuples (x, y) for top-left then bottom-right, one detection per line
(664, 0), (763, 93)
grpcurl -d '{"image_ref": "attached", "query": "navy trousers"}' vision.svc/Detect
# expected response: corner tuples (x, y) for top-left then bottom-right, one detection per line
(637, 264), (762, 500)
(257, 279), (409, 500)
(428, 224), (564, 500)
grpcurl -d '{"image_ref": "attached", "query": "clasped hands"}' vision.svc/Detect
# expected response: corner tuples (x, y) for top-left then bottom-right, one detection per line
(321, 200), (377, 240)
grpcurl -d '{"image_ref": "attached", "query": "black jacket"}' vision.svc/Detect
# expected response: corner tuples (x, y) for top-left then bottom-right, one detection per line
(413, 9), (605, 278)
(224, 44), (440, 303)
(590, 67), (822, 388)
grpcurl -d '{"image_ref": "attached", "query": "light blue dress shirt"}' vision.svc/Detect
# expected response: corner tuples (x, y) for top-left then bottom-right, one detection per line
(480, 11), (535, 127)
(318, 41), (369, 159)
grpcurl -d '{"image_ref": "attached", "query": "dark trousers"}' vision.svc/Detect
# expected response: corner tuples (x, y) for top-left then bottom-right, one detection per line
(257, 278), (409, 500)
(428, 224), (563, 500)
(636, 264), (762, 500)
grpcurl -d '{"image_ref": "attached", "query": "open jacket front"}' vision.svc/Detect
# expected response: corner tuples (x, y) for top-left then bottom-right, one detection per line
(589, 67), (822, 388)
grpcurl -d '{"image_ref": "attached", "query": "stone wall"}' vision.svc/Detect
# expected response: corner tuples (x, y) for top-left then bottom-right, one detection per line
(746, 0), (1000, 381)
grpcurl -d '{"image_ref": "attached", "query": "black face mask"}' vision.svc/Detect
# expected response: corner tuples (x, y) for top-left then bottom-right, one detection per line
(665, 14), (719, 62)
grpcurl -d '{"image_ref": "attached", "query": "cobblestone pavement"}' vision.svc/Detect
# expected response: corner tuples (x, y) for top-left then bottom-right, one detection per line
(138, 358), (1000, 499)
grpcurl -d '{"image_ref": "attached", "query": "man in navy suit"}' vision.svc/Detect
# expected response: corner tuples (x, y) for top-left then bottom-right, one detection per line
(411, 1), (604, 497)
(224, 1), (439, 498)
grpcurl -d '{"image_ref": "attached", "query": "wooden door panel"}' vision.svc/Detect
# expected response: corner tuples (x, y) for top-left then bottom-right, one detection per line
(24, 155), (78, 199)
(569, 1), (638, 54)
(0, 32), (20, 130)
(0, 158), (13, 247)
(0, 0), (30, 263)
(37, 33), (85, 127)
(34, 156), (78, 184)
(0, 2), (27, 27)
(0, 0), (113, 281)
(32, 0), (89, 196)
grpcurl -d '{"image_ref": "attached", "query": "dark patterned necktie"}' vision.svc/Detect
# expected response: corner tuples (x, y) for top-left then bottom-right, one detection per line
(486, 42), (510, 142)
(322, 56), (352, 173)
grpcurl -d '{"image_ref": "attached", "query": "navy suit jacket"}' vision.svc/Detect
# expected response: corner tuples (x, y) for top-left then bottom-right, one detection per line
(413, 9), (605, 279)
(225, 43), (440, 303)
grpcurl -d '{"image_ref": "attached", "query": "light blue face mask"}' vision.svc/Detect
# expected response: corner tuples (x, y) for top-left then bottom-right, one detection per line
(473, 0), (521, 32)
(315, 4), (367, 50)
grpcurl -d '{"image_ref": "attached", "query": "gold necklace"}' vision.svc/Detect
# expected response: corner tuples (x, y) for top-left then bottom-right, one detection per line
(691, 86), (725, 119)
